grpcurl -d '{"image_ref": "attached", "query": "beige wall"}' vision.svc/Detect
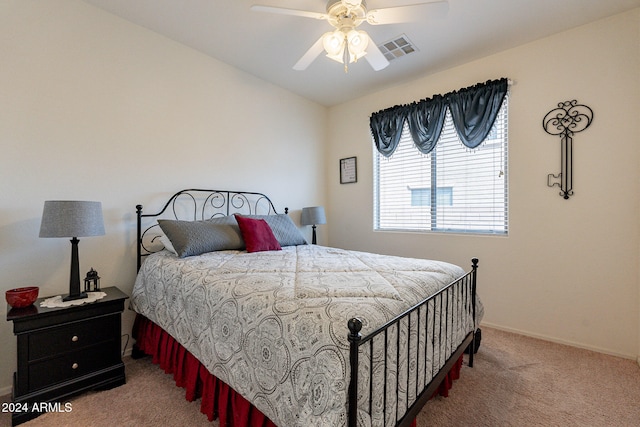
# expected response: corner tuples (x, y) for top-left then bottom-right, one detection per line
(0, 0), (327, 393)
(326, 10), (640, 360)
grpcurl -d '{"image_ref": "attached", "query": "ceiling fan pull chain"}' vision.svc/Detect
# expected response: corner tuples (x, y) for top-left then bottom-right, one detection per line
(343, 34), (350, 72)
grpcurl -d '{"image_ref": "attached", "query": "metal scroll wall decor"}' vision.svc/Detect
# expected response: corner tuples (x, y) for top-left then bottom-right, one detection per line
(542, 100), (594, 199)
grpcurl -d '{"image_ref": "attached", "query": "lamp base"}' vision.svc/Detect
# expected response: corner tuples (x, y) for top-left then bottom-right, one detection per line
(62, 292), (88, 302)
(64, 237), (87, 302)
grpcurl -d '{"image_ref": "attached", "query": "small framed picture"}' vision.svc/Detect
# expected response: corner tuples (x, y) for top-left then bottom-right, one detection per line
(340, 157), (357, 184)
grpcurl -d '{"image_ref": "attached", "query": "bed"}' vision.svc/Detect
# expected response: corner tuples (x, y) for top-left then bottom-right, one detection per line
(130, 189), (481, 427)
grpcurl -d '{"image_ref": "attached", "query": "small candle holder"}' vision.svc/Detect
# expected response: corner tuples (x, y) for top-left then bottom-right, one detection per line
(84, 268), (100, 292)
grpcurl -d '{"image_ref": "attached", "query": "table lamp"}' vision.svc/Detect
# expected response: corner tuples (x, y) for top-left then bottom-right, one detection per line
(300, 206), (326, 245)
(39, 201), (105, 301)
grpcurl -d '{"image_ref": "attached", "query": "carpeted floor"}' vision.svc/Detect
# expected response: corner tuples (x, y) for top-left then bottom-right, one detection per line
(2, 327), (639, 426)
(418, 328), (640, 426)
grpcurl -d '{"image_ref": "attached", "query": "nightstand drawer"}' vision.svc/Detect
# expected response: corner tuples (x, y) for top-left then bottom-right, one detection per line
(28, 315), (119, 360)
(28, 340), (120, 391)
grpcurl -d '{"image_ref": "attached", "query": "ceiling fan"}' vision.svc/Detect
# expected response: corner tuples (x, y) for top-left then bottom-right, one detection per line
(251, 0), (449, 72)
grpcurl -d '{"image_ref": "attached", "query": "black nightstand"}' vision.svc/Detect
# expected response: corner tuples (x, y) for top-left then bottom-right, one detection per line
(6, 286), (128, 426)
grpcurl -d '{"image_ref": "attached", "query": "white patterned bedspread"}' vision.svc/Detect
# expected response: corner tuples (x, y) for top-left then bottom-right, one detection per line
(131, 245), (482, 427)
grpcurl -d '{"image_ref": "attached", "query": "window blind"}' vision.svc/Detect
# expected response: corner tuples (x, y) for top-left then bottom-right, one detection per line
(374, 95), (508, 234)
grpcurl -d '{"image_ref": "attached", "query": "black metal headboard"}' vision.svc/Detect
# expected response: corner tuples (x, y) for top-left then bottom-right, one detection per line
(136, 189), (285, 270)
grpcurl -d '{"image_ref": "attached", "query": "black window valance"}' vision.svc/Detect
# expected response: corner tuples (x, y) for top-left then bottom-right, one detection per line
(407, 94), (447, 155)
(370, 105), (406, 157)
(370, 78), (509, 157)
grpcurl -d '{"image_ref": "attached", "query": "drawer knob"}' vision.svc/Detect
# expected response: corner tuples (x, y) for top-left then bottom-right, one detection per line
(72, 335), (79, 342)
(72, 363), (79, 370)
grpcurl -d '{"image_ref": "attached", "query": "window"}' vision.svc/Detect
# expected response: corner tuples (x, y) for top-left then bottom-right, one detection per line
(374, 96), (508, 234)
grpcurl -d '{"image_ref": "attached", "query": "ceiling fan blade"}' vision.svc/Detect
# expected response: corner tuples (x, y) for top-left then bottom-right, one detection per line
(366, 0), (449, 25)
(364, 42), (390, 71)
(250, 5), (327, 20)
(293, 36), (326, 70)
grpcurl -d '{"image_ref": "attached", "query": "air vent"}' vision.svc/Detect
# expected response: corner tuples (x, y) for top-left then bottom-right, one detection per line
(377, 34), (418, 61)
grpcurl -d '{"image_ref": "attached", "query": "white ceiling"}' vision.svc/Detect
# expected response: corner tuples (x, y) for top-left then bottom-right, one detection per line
(82, 0), (640, 106)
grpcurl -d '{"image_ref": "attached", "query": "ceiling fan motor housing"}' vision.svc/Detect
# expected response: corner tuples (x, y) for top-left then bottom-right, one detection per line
(326, 0), (368, 30)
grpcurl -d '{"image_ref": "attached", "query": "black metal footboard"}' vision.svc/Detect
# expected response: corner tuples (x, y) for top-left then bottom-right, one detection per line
(347, 258), (479, 427)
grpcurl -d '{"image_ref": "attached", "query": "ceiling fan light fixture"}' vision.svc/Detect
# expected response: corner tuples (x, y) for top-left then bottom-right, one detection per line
(347, 29), (368, 57)
(324, 29), (369, 71)
(323, 30), (345, 57)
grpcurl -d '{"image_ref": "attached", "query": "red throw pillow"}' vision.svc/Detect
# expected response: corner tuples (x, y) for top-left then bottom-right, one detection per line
(234, 214), (282, 253)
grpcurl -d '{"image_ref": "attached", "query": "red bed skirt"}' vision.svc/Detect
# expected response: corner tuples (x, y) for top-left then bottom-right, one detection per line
(132, 314), (463, 427)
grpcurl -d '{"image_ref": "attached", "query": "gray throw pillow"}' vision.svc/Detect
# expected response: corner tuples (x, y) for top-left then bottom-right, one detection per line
(158, 219), (244, 258)
(209, 215), (238, 225)
(239, 214), (308, 246)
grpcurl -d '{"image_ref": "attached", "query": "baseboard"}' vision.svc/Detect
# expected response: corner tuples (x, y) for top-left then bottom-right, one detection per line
(480, 322), (637, 361)
(0, 385), (12, 398)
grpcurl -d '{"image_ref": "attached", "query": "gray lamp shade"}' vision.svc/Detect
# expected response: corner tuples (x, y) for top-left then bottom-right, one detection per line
(39, 201), (105, 238)
(300, 206), (326, 226)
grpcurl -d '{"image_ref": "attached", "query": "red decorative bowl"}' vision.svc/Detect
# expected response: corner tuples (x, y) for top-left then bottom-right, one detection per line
(5, 287), (39, 308)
